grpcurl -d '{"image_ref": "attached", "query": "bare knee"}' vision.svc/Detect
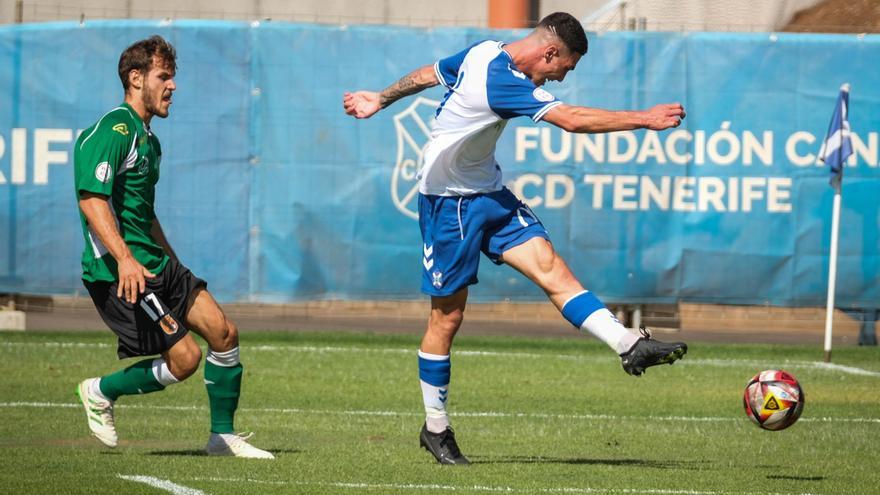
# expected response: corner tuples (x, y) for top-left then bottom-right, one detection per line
(424, 303), (465, 355)
(203, 316), (239, 352)
(215, 319), (239, 351)
(167, 341), (202, 380)
(430, 307), (464, 338)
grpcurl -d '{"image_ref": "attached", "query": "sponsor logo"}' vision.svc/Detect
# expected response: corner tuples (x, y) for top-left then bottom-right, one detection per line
(763, 395), (781, 411)
(532, 88), (555, 102)
(392, 97), (440, 220)
(112, 123), (129, 136)
(432, 271), (443, 289)
(423, 244), (434, 271)
(94, 162), (111, 183)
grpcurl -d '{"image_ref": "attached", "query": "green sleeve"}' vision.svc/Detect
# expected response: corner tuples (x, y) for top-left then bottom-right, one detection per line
(74, 118), (134, 198)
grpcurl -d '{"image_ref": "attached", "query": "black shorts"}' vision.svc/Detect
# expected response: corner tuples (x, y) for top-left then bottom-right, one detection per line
(84, 258), (207, 359)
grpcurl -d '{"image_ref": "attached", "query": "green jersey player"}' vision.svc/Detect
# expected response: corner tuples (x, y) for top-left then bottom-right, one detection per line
(73, 35), (272, 459)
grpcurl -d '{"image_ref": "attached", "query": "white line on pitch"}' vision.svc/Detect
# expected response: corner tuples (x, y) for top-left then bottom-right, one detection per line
(117, 475), (205, 495)
(1, 401), (878, 424)
(1, 341), (879, 377)
(185, 475), (817, 495)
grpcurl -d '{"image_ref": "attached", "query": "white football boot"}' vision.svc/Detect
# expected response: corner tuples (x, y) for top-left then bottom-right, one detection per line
(205, 432), (275, 459)
(76, 378), (118, 448)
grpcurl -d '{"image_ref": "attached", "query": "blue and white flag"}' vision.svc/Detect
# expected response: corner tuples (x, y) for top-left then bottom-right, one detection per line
(818, 84), (853, 188)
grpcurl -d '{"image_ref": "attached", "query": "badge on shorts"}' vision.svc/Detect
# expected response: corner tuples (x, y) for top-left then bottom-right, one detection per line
(432, 271), (443, 289)
(140, 293), (179, 335)
(159, 314), (180, 335)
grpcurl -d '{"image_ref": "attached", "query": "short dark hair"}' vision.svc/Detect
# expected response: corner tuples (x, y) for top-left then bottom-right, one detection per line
(118, 35), (177, 91)
(538, 12), (588, 55)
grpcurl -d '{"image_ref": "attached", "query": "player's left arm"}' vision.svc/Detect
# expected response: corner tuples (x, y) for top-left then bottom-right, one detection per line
(542, 103), (686, 133)
(151, 217), (179, 263)
(343, 64), (439, 119)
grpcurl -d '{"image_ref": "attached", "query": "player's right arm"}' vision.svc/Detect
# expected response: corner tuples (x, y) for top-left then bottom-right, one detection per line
(78, 194), (155, 303)
(74, 113), (155, 304)
(343, 64), (439, 119)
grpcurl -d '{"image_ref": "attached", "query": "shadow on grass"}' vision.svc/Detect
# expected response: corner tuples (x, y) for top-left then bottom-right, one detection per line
(471, 455), (706, 469)
(767, 475), (826, 481)
(146, 448), (300, 457)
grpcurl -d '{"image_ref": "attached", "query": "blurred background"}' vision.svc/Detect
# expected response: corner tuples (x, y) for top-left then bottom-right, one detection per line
(1, 0), (877, 32)
(0, 0), (877, 346)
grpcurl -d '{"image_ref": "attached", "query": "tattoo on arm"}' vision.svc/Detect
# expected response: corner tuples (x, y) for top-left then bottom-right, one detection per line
(380, 74), (419, 108)
(378, 66), (437, 109)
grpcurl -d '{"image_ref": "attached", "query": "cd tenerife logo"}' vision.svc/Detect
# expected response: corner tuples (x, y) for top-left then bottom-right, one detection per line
(391, 97), (439, 220)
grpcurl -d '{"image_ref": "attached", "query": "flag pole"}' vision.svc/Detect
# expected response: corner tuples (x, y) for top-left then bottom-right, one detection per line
(823, 180), (841, 363)
(820, 82), (852, 363)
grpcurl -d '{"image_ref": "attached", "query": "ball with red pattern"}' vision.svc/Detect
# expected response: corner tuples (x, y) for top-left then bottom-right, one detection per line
(743, 370), (805, 431)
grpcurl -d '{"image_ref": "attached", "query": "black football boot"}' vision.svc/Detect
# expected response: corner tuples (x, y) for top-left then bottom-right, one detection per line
(419, 423), (470, 465)
(620, 326), (688, 376)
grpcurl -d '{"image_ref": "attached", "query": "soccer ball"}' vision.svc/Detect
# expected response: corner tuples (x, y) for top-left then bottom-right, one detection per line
(743, 370), (805, 431)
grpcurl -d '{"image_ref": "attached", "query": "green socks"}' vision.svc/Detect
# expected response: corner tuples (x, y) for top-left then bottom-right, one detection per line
(204, 347), (243, 434)
(98, 358), (166, 401)
(96, 348), (243, 435)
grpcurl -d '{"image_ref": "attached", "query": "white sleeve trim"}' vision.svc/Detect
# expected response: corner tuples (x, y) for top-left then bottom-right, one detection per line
(434, 61), (452, 89)
(532, 100), (563, 122)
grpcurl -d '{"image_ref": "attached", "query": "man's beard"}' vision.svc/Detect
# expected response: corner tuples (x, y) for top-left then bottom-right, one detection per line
(143, 89), (169, 118)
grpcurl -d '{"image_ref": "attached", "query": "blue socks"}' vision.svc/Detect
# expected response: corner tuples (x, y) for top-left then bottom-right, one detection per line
(418, 350), (451, 433)
(561, 290), (638, 354)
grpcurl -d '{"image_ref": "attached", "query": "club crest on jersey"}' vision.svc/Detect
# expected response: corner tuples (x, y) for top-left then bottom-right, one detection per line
(138, 155), (150, 175)
(532, 88), (555, 102)
(392, 96), (440, 220)
(432, 271), (444, 289)
(112, 123), (129, 136)
(94, 162), (111, 183)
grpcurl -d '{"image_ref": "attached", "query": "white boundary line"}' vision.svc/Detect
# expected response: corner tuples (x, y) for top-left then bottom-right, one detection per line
(3, 340), (879, 377)
(186, 475), (821, 495)
(2, 401), (878, 424)
(118, 475), (205, 495)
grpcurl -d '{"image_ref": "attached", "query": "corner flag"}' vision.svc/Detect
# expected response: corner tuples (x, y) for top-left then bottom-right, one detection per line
(818, 84), (853, 189)
(820, 83), (853, 363)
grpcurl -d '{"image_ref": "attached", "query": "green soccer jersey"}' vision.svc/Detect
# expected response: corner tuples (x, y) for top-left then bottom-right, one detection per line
(73, 103), (169, 282)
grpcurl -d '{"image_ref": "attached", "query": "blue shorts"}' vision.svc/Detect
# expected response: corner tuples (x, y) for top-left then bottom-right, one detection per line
(418, 187), (549, 296)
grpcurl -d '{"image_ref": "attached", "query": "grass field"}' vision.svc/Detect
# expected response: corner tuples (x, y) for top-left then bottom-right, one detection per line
(1, 330), (878, 495)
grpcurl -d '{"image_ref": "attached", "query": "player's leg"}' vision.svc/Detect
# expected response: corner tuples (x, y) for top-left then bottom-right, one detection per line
(416, 193), (482, 465)
(418, 288), (470, 465)
(419, 288), (465, 432)
(77, 279), (193, 448)
(501, 237), (687, 375)
(183, 286), (273, 459)
(500, 237), (637, 350)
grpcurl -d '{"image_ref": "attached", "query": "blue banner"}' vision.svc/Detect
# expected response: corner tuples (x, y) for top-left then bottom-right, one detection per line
(0, 21), (877, 306)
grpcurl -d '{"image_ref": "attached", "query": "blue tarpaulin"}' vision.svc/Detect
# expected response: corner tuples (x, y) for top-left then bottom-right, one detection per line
(0, 21), (877, 305)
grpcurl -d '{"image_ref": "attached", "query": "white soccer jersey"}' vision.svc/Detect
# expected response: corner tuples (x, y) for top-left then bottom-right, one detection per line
(418, 40), (563, 196)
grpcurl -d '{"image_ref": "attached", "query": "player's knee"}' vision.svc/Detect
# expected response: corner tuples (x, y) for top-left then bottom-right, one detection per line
(204, 315), (238, 352)
(171, 344), (202, 380)
(223, 319), (239, 349)
(431, 309), (464, 337)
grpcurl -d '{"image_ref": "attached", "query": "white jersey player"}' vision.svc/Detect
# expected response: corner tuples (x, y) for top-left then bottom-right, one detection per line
(344, 12), (688, 465)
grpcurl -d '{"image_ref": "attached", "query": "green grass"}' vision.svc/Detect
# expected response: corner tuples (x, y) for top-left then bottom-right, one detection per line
(1, 330), (879, 494)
